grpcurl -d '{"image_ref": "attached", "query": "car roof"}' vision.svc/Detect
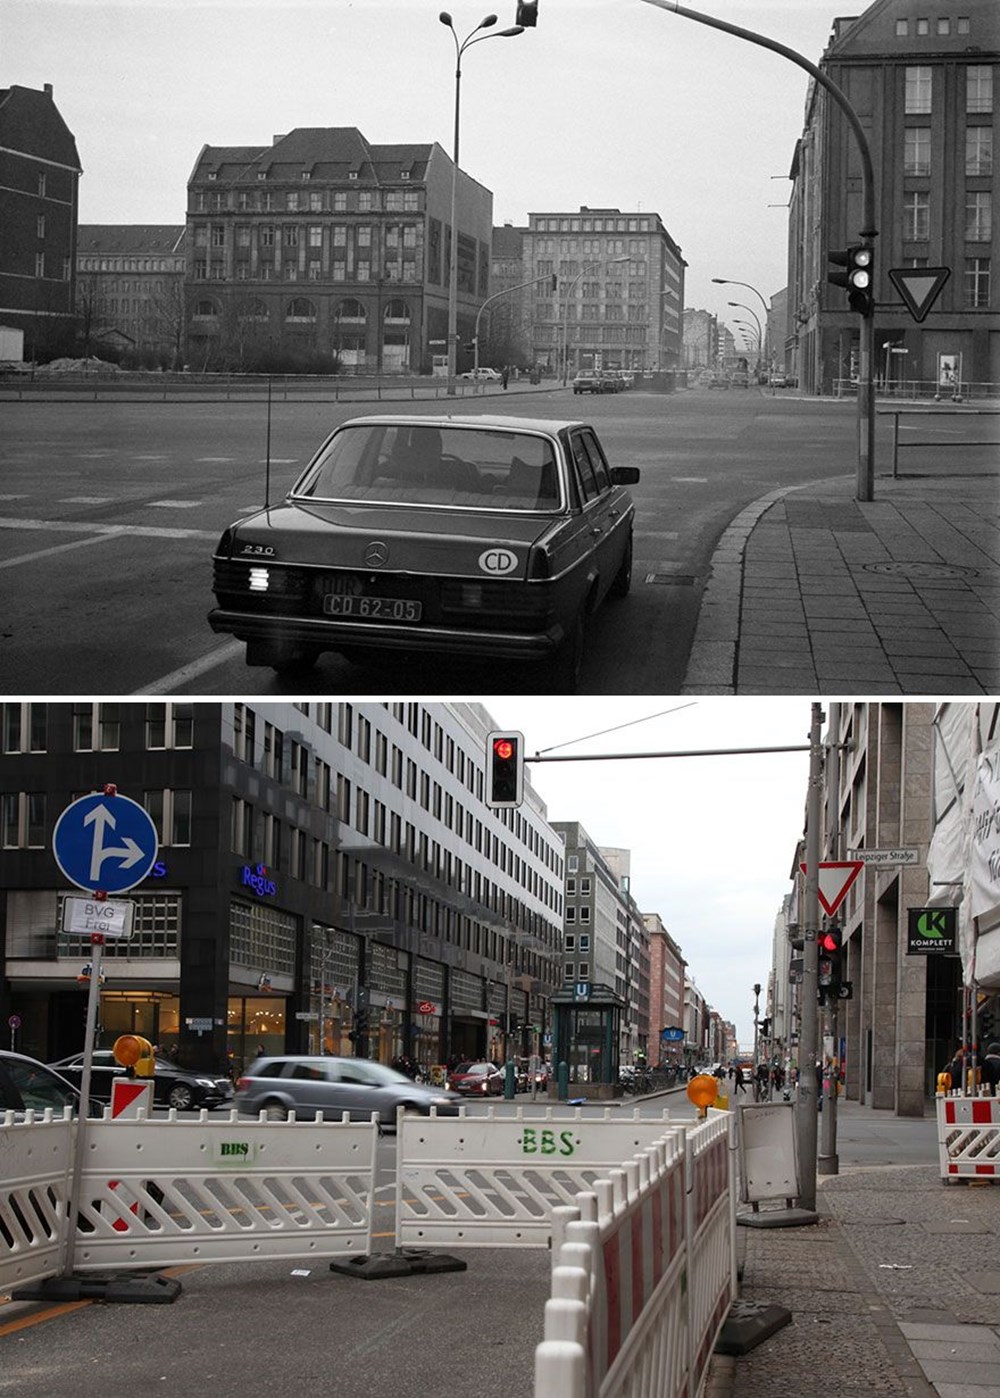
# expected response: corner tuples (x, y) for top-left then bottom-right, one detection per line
(332, 414), (592, 435)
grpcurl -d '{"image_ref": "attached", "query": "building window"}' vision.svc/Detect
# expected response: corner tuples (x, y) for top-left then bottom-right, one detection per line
(895, 18), (908, 36)
(967, 126), (993, 176)
(936, 17), (950, 35)
(145, 702), (194, 749)
(232, 797), (252, 856)
(967, 65), (993, 114)
(564, 933), (576, 952)
(263, 721), (283, 779)
(73, 702), (120, 752)
(144, 789), (192, 847)
(966, 192), (992, 241)
(35, 253), (45, 278)
(965, 257), (991, 307)
(903, 191), (930, 240)
(577, 962), (590, 979)
(566, 906), (576, 923)
(234, 704), (256, 763)
(2, 703), (46, 753)
(579, 906), (591, 924)
(905, 66), (932, 114)
(957, 17), (970, 35)
(289, 739), (308, 797)
(904, 127), (931, 175)
(1, 792), (45, 848)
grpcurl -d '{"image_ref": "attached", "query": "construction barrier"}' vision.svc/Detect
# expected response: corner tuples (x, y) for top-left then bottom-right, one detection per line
(937, 1094), (1000, 1181)
(534, 1110), (737, 1398)
(0, 1109), (74, 1293)
(395, 1105), (674, 1250)
(0, 1108), (379, 1277)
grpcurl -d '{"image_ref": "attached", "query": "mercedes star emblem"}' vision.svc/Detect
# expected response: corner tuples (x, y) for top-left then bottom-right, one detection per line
(364, 541), (389, 568)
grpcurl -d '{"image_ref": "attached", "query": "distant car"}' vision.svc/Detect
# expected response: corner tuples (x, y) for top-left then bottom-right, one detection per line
(49, 1050), (234, 1111)
(572, 371), (601, 394)
(209, 414), (640, 690)
(769, 372), (788, 388)
(602, 371), (627, 392)
(461, 367), (502, 382)
(446, 1061), (505, 1096)
(0, 1049), (98, 1116)
(234, 1055), (460, 1124)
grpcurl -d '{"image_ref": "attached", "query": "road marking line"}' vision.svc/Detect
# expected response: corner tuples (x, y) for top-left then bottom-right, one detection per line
(148, 500), (204, 509)
(0, 515), (218, 541)
(61, 496), (114, 504)
(672, 477), (709, 483)
(0, 530), (127, 569)
(138, 637), (245, 694)
(0, 494), (29, 501)
(0, 1299), (92, 1335)
(195, 456), (237, 463)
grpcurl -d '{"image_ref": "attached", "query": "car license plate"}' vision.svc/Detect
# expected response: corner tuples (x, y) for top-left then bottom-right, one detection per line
(323, 594), (422, 621)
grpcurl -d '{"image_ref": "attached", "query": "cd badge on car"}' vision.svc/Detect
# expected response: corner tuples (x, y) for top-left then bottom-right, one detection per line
(364, 541), (389, 568)
(478, 548), (518, 576)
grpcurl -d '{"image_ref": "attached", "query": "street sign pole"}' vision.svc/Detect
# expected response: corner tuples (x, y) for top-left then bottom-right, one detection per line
(63, 925), (104, 1278)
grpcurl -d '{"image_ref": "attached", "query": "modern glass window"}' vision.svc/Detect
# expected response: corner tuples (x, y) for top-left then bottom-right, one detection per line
(2, 703), (46, 753)
(904, 191), (930, 240)
(1, 792), (45, 848)
(905, 66), (932, 114)
(146, 702), (193, 749)
(73, 702), (120, 752)
(967, 65), (993, 114)
(967, 126), (993, 176)
(904, 127), (931, 175)
(145, 789), (192, 847)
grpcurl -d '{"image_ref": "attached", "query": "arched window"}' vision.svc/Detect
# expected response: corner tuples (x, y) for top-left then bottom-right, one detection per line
(383, 298), (410, 325)
(285, 297), (316, 322)
(336, 298), (366, 323)
(246, 298), (269, 321)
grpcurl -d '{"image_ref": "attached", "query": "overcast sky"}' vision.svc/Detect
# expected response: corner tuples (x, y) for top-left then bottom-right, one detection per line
(479, 696), (815, 1046)
(9, 0), (844, 325)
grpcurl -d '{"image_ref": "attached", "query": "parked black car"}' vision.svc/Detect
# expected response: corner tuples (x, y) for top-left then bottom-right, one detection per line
(49, 1050), (234, 1111)
(0, 1049), (99, 1116)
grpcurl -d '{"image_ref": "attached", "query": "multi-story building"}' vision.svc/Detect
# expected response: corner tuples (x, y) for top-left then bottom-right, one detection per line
(787, 0), (999, 394)
(487, 221), (532, 367)
(519, 206), (685, 376)
(643, 912), (687, 1065)
(76, 226), (187, 366)
(184, 127), (493, 374)
(600, 847), (649, 1062)
(0, 84), (81, 360)
(0, 701), (564, 1077)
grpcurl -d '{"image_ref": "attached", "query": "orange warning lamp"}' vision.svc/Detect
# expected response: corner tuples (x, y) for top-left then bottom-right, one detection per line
(113, 1034), (156, 1078)
(686, 1072), (720, 1116)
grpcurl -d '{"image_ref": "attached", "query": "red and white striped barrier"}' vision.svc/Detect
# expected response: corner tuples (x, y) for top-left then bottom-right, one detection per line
(535, 1111), (737, 1398)
(937, 1095), (1000, 1181)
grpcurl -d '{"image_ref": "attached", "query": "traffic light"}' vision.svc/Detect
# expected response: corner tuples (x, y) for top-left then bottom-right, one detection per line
(828, 244), (874, 316)
(486, 730), (524, 808)
(759, 1017), (771, 1039)
(818, 926), (843, 998)
(516, 1), (538, 25)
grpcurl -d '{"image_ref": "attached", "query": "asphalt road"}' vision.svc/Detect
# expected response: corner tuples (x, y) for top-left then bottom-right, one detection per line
(1, 384), (872, 696)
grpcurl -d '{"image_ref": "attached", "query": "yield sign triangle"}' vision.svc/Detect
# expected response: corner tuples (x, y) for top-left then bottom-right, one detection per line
(888, 266), (950, 324)
(799, 860), (864, 917)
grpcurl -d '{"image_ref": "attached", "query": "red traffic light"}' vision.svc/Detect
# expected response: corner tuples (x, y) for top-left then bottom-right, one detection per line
(494, 738), (514, 761)
(486, 731), (524, 808)
(819, 929), (842, 953)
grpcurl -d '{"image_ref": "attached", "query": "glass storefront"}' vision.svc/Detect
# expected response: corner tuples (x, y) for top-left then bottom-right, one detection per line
(227, 995), (286, 1075)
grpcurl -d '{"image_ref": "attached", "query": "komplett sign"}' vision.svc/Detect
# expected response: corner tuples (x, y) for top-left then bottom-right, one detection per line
(907, 907), (958, 955)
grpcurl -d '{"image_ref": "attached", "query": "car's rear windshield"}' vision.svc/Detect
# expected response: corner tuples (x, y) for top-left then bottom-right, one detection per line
(292, 423), (562, 511)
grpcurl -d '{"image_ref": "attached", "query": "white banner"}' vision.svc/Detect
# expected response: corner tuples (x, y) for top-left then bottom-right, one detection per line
(971, 745), (1000, 925)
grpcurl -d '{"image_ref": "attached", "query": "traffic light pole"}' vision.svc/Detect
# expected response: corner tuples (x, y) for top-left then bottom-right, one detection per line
(640, 0), (878, 500)
(796, 703), (824, 1215)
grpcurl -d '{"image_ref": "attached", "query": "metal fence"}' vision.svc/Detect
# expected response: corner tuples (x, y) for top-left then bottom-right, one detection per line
(877, 406), (1000, 476)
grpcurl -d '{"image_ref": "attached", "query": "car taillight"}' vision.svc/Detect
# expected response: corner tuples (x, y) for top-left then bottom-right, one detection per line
(236, 1077), (249, 1090)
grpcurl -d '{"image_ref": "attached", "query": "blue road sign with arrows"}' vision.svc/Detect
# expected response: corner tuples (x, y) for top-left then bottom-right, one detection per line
(52, 792), (159, 894)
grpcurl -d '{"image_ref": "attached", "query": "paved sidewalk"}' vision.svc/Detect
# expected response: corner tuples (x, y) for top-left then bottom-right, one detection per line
(684, 464), (1000, 695)
(709, 1099), (1000, 1398)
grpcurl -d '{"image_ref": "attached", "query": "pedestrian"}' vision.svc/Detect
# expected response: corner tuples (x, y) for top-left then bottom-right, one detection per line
(501, 365), (509, 390)
(816, 1061), (824, 1111)
(982, 1043), (1000, 1096)
(755, 1061), (769, 1099)
(734, 1064), (747, 1095)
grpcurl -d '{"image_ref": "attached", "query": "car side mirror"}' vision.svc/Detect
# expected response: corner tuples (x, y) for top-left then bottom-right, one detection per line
(610, 466), (640, 485)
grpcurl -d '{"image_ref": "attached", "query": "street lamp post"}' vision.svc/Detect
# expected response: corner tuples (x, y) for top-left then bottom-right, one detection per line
(561, 255), (629, 385)
(752, 981), (761, 1096)
(439, 12), (522, 393)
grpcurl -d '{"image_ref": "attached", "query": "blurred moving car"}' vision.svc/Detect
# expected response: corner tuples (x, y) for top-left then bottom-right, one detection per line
(209, 415), (639, 691)
(446, 1060), (505, 1096)
(0, 1049), (98, 1116)
(572, 371), (601, 393)
(234, 1054), (459, 1123)
(461, 367), (502, 382)
(49, 1050), (233, 1111)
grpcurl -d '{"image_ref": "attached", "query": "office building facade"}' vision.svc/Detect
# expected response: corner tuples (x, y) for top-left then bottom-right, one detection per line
(0, 702), (564, 1076)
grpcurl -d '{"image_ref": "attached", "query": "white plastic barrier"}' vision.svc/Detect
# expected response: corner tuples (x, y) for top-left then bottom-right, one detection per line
(937, 1095), (1000, 1181)
(395, 1106), (674, 1249)
(534, 1111), (737, 1398)
(0, 1110), (74, 1292)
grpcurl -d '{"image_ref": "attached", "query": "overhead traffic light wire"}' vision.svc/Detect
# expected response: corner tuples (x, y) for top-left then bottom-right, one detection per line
(531, 702), (697, 757)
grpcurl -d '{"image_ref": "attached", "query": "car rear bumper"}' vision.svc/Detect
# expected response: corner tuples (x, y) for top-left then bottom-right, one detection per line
(208, 607), (563, 660)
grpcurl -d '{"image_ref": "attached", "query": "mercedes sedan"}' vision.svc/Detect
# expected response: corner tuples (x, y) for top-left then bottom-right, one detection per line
(208, 415), (639, 690)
